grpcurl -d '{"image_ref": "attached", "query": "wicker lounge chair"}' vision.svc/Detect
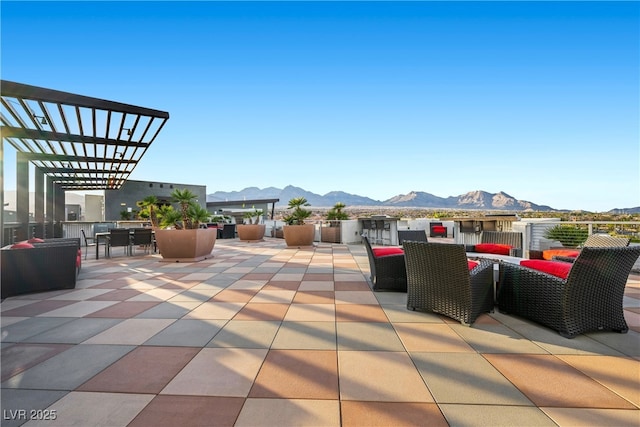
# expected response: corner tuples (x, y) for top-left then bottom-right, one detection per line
(362, 236), (407, 292)
(497, 246), (640, 338)
(467, 231), (523, 257)
(397, 230), (428, 245)
(403, 242), (494, 325)
(552, 234), (630, 263)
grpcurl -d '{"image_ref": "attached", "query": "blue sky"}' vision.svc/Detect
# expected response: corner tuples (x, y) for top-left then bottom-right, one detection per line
(2, 1), (638, 211)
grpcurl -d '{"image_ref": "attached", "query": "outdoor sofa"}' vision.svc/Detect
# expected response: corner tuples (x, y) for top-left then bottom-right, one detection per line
(1, 237), (81, 299)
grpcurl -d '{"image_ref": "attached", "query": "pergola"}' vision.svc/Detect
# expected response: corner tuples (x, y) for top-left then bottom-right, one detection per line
(1, 80), (170, 243)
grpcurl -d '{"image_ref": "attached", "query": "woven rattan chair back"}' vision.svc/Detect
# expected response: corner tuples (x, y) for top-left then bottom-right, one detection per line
(361, 235), (407, 292)
(398, 230), (428, 245)
(106, 229), (131, 257)
(582, 234), (630, 248)
(404, 242), (494, 325)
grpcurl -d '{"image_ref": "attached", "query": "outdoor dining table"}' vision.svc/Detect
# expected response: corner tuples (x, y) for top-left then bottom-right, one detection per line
(94, 229), (154, 260)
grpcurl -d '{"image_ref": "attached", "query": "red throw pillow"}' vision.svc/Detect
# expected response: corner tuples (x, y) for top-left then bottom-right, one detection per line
(433, 226), (446, 233)
(467, 260), (479, 270)
(11, 242), (35, 249)
(77, 255), (82, 269)
(27, 237), (45, 243)
(520, 260), (572, 279)
(372, 247), (404, 257)
(474, 243), (512, 256)
(542, 249), (580, 260)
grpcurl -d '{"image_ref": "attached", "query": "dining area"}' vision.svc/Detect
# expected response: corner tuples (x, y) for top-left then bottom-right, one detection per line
(84, 227), (155, 260)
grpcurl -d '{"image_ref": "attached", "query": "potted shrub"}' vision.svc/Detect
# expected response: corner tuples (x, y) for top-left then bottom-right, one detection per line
(282, 197), (315, 247)
(140, 189), (217, 262)
(321, 202), (348, 243)
(237, 209), (266, 241)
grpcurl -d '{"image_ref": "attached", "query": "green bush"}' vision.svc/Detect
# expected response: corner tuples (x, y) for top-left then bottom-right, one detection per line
(544, 225), (589, 247)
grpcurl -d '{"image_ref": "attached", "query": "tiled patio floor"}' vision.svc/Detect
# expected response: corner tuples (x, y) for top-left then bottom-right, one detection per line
(2, 238), (639, 426)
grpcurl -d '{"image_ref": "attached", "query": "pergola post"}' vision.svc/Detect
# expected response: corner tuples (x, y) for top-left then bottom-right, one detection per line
(34, 167), (45, 238)
(16, 152), (29, 241)
(46, 176), (55, 238)
(54, 182), (65, 238)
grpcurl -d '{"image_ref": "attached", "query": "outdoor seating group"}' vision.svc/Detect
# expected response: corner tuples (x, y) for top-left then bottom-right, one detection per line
(88, 227), (155, 259)
(363, 232), (640, 337)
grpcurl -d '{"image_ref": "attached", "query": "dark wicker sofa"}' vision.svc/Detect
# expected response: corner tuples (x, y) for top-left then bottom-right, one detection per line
(1, 239), (80, 299)
(362, 236), (407, 292)
(497, 246), (640, 338)
(404, 242), (494, 326)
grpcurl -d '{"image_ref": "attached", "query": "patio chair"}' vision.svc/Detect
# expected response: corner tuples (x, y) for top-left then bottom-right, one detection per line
(552, 234), (630, 263)
(397, 230), (428, 245)
(81, 229), (96, 260)
(403, 242), (494, 326)
(467, 231), (523, 257)
(497, 246), (640, 338)
(362, 235), (407, 292)
(429, 222), (447, 238)
(106, 228), (131, 258)
(130, 228), (153, 255)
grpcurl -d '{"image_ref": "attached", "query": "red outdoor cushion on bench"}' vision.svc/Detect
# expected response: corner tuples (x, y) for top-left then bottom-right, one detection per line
(467, 260), (479, 270)
(432, 226), (446, 233)
(520, 259), (572, 279)
(27, 238), (45, 243)
(372, 247), (404, 257)
(474, 243), (512, 256)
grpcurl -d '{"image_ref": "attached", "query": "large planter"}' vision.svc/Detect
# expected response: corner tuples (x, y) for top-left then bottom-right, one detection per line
(154, 228), (217, 262)
(283, 224), (315, 247)
(237, 224), (266, 242)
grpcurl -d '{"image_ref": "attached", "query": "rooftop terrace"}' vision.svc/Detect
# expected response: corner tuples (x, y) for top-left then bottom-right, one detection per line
(2, 238), (639, 426)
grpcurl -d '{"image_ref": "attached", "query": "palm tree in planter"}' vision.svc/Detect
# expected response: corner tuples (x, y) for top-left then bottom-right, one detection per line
(237, 209), (266, 242)
(322, 202), (349, 243)
(146, 188), (217, 262)
(136, 195), (160, 227)
(282, 197), (315, 247)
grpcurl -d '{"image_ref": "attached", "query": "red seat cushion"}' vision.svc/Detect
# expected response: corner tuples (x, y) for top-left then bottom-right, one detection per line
(27, 237), (45, 243)
(77, 255), (82, 269)
(467, 260), (479, 270)
(432, 226), (446, 233)
(10, 242), (35, 249)
(372, 247), (404, 257)
(520, 259), (572, 279)
(542, 249), (580, 260)
(475, 243), (512, 256)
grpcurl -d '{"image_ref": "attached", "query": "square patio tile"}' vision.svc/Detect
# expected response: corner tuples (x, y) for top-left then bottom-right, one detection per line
(1, 343), (72, 382)
(284, 304), (336, 322)
(394, 323), (475, 352)
(450, 323), (549, 354)
(250, 290), (296, 304)
(161, 348), (268, 397)
(233, 303), (290, 321)
(77, 346), (199, 393)
(235, 398), (340, 427)
(249, 349), (339, 399)
(84, 301), (160, 318)
(128, 395), (245, 427)
(0, 300), (77, 317)
(338, 350), (433, 402)
(334, 290), (379, 305)
(134, 301), (202, 318)
(272, 321), (337, 350)
(341, 401), (448, 427)
(1, 318), (75, 343)
(439, 404), (556, 427)
(335, 304), (388, 322)
(35, 301), (118, 318)
(1, 389), (68, 427)
(206, 320), (280, 348)
(210, 289), (259, 302)
(2, 344), (134, 390)
(298, 281), (334, 291)
(541, 407), (640, 427)
(484, 354), (637, 409)
(292, 291), (335, 304)
(82, 318), (175, 345)
(336, 322), (404, 351)
(144, 319), (227, 347)
(22, 318), (123, 344)
(22, 391), (153, 427)
(412, 352), (533, 405)
(183, 302), (245, 320)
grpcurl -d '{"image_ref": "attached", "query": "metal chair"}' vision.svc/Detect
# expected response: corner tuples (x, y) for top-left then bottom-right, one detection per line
(106, 228), (131, 258)
(404, 241), (494, 326)
(80, 229), (96, 260)
(130, 228), (153, 255)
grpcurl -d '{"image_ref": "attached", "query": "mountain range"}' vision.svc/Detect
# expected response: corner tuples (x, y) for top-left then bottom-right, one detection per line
(207, 186), (558, 211)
